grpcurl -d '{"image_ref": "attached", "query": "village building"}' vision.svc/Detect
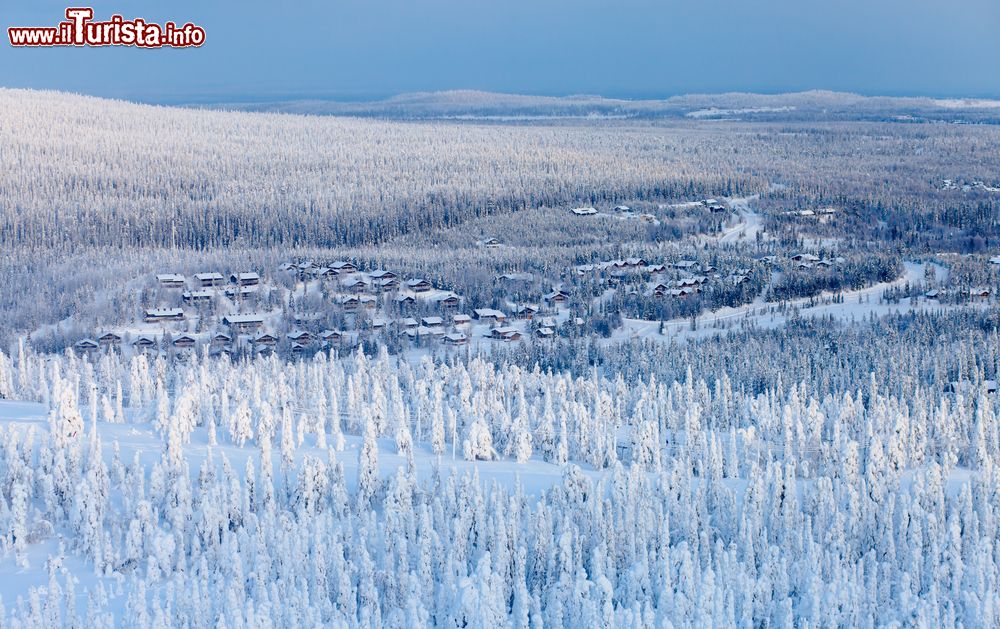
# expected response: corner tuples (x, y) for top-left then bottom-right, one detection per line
(330, 261), (358, 274)
(442, 332), (469, 346)
(406, 278), (433, 293)
(535, 328), (555, 339)
(473, 308), (507, 323)
(230, 272), (260, 286)
(537, 317), (558, 330)
(293, 312), (324, 325)
(314, 267), (339, 281)
(453, 313), (472, 326)
(399, 317), (419, 330)
(182, 290), (215, 304)
(173, 334), (197, 349)
(97, 332), (122, 349)
(194, 272), (225, 287)
(144, 307), (184, 323)
(133, 336), (157, 351)
(421, 316), (444, 328)
(405, 326), (440, 340)
(489, 327), (522, 342)
(222, 313), (264, 333)
(74, 339), (99, 354)
(393, 294), (416, 307)
(340, 296), (362, 312)
(514, 304), (538, 319)
(156, 273), (186, 289)
(571, 206), (598, 216)
(223, 286), (256, 299)
(543, 290), (569, 305)
(252, 332), (277, 347)
(437, 293), (461, 309)
(342, 277), (369, 293)
(652, 283), (671, 298)
(287, 331), (313, 344)
(320, 329), (345, 344)
(483, 238), (502, 248)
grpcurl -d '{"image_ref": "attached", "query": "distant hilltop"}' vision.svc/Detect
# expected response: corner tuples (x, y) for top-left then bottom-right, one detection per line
(198, 89), (1000, 123)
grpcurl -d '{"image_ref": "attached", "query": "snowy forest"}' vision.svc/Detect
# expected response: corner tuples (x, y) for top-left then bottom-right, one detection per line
(0, 318), (998, 626)
(0, 88), (999, 626)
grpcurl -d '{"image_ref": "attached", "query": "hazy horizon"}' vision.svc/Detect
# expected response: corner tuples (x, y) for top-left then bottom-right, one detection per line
(2, 0), (999, 104)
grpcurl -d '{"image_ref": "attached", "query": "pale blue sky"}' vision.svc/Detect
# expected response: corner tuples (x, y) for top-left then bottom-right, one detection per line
(1, 0), (998, 102)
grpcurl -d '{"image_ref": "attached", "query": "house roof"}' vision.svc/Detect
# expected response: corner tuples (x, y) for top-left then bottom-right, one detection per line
(223, 313), (264, 324)
(474, 308), (506, 318)
(145, 307), (183, 317)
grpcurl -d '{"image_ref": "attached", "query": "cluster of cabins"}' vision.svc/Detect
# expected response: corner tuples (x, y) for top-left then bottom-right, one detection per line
(574, 256), (751, 299)
(80, 254), (591, 358)
(788, 253), (840, 271)
(571, 205), (656, 222)
(783, 207), (838, 222)
(153, 271), (262, 310)
(924, 287), (993, 301)
(646, 260), (751, 298)
(280, 261), (460, 301)
(701, 199), (728, 213)
(73, 331), (219, 356)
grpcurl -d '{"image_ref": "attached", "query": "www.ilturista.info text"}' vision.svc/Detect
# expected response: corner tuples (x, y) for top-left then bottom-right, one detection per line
(8, 8), (205, 48)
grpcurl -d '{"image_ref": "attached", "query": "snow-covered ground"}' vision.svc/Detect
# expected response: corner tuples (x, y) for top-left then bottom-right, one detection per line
(0, 398), (582, 612)
(611, 262), (962, 343)
(717, 197), (765, 244)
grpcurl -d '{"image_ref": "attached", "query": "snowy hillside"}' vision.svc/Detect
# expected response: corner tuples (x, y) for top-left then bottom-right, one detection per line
(1, 88), (999, 626)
